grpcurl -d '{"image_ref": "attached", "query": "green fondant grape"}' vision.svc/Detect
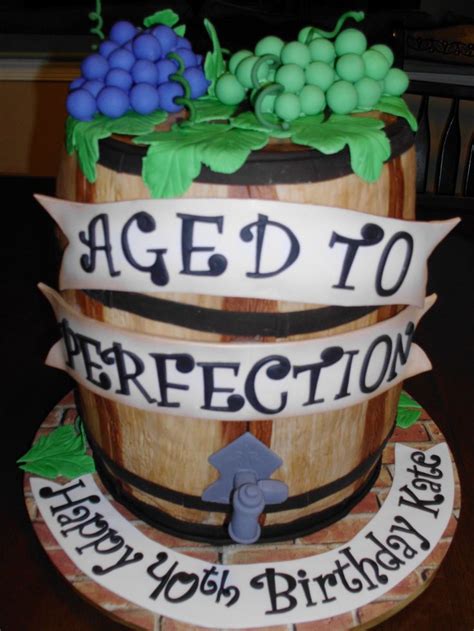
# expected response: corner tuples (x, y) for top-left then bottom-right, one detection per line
(255, 35), (284, 57)
(354, 76), (382, 108)
(228, 49), (253, 74)
(299, 84), (326, 115)
(215, 73), (247, 105)
(308, 38), (336, 64)
(235, 55), (268, 88)
(280, 41), (311, 68)
(362, 49), (390, 80)
(274, 92), (301, 121)
(383, 67), (409, 96)
(334, 28), (367, 56)
(335, 53), (365, 82)
(260, 91), (277, 114)
(370, 44), (394, 67)
(298, 26), (322, 44)
(305, 61), (335, 92)
(275, 63), (305, 93)
(326, 80), (358, 114)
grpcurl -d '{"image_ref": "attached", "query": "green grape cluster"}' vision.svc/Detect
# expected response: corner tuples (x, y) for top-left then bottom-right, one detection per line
(214, 13), (409, 128)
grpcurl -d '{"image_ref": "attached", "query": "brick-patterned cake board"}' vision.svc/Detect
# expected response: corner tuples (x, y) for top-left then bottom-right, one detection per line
(24, 392), (460, 630)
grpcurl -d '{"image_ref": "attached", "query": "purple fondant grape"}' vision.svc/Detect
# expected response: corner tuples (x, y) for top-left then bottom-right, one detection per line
(131, 59), (159, 86)
(155, 58), (178, 84)
(157, 81), (185, 112)
(133, 33), (162, 61)
(124, 40), (134, 51)
(130, 83), (160, 114)
(97, 86), (129, 118)
(82, 79), (105, 98)
(173, 48), (196, 68)
(105, 68), (133, 92)
(109, 21), (137, 46)
(81, 53), (109, 80)
(151, 25), (177, 54)
(108, 48), (135, 72)
(69, 77), (85, 91)
(173, 36), (192, 50)
(98, 40), (118, 59)
(195, 54), (203, 65)
(183, 67), (210, 98)
(67, 88), (97, 121)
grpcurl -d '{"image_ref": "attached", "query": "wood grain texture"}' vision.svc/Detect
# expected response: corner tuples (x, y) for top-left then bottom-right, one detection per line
(55, 127), (416, 532)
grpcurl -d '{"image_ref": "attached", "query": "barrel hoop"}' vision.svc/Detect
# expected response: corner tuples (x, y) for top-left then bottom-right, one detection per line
(85, 422), (394, 513)
(84, 289), (377, 337)
(93, 452), (382, 544)
(97, 118), (414, 185)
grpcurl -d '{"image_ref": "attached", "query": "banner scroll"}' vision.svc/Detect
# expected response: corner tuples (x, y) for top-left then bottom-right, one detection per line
(37, 195), (459, 307)
(41, 285), (433, 420)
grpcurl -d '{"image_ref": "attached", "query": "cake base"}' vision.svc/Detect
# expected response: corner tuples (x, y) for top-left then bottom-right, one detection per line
(24, 391), (460, 630)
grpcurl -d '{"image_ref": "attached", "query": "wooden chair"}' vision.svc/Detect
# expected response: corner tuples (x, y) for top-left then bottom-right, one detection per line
(403, 23), (474, 233)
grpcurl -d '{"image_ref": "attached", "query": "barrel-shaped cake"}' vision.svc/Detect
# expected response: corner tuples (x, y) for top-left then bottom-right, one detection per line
(39, 9), (446, 544)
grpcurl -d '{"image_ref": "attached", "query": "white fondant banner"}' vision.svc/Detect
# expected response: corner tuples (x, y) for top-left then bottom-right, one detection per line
(36, 195), (458, 307)
(31, 442), (455, 628)
(41, 285), (433, 420)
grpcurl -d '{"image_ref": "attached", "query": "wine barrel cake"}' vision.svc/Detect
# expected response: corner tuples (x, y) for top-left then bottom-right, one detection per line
(42, 9), (434, 543)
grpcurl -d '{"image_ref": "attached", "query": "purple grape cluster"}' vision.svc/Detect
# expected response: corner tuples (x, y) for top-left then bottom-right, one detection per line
(67, 21), (210, 121)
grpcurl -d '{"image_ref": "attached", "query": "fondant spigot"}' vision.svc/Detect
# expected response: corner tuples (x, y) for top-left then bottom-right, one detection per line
(229, 471), (288, 544)
(201, 433), (289, 544)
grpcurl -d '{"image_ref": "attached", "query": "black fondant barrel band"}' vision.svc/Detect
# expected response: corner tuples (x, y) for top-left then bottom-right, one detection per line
(97, 117), (413, 185)
(94, 453), (382, 544)
(86, 422), (394, 514)
(85, 289), (377, 337)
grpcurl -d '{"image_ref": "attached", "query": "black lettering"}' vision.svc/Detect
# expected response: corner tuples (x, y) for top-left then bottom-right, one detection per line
(250, 568), (297, 614)
(313, 572), (337, 604)
(359, 335), (392, 394)
(245, 356), (291, 415)
(149, 353), (194, 408)
(390, 515), (430, 550)
(79, 213), (120, 277)
(385, 534), (418, 560)
(102, 343), (156, 404)
(297, 570), (318, 607)
(338, 546), (388, 590)
(398, 485), (444, 517)
(375, 231), (413, 297)
(335, 349), (360, 400)
(198, 362), (244, 412)
(215, 569), (240, 607)
(58, 318), (80, 369)
(365, 531), (405, 571)
(39, 479), (100, 515)
(387, 322), (415, 381)
(93, 544), (144, 576)
(330, 223), (384, 290)
(122, 211), (169, 286)
(293, 346), (344, 406)
(76, 333), (111, 389)
(179, 213), (227, 276)
(61, 512), (108, 539)
(147, 552), (178, 601)
(241, 214), (300, 278)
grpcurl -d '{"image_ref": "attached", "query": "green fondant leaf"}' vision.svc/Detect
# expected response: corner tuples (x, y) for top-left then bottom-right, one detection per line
(396, 390), (422, 428)
(186, 97), (237, 123)
(17, 424), (95, 479)
(231, 111), (291, 139)
(290, 114), (391, 182)
(376, 96), (418, 132)
(174, 24), (186, 36)
(143, 140), (201, 198)
(197, 126), (269, 173)
(203, 19), (225, 97)
(139, 123), (267, 197)
(143, 8), (179, 28)
(396, 408), (422, 429)
(398, 390), (422, 409)
(69, 110), (168, 183)
(104, 109), (167, 135)
(65, 116), (80, 155)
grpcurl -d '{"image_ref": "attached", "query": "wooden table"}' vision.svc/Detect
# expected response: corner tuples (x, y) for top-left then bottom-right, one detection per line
(2, 176), (473, 630)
